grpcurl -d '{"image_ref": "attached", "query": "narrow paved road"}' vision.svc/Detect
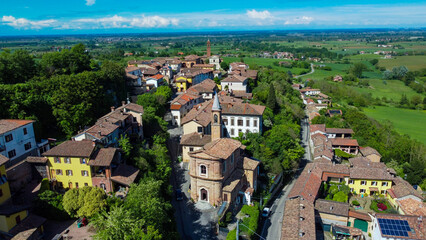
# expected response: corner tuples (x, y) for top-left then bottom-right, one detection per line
(294, 63), (315, 78)
(260, 117), (312, 240)
(167, 125), (217, 240)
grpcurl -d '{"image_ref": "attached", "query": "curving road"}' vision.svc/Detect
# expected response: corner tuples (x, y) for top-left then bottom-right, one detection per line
(294, 63), (315, 78)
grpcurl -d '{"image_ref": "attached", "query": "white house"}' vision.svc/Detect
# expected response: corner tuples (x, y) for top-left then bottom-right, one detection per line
(181, 95), (265, 138)
(370, 214), (425, 240)
(170, 93), (204, 126)
(209, 55), (221, 70)
(300, 88), (321, 96)
(220, 75), (248, 93)
(145, 74), (164, 90)
(0, 119), (38, 163)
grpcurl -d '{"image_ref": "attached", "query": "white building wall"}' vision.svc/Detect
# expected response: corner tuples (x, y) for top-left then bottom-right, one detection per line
(222, 115), (262, 138)
(221, 81), (247, 92)
(0, 123), (37, 162)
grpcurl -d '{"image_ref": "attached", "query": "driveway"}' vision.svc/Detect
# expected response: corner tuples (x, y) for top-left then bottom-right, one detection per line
(294, 63), (315, 78)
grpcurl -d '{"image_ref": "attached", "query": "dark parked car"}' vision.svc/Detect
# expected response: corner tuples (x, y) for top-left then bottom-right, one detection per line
(176, 189), (183, 201)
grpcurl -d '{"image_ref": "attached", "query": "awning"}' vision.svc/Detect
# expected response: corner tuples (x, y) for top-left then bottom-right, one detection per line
(369, 187), (379, 191)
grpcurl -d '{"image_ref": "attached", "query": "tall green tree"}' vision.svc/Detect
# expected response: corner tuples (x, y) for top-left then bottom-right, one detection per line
(349, 62), (367, 78)
(266, 83), (277, 111)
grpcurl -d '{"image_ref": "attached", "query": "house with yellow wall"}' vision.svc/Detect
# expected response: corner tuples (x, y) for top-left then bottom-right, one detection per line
(43, 140), (96, 189)
(42, 140), (140, 193)
(348, 168), (393, 196)
(0, 155), (30, 233)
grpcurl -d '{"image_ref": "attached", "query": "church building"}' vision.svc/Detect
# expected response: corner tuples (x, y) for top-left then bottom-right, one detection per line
(188, 93), (259, 206)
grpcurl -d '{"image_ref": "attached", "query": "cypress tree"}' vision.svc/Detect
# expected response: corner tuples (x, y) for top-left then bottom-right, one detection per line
(266, 83), (277, 111)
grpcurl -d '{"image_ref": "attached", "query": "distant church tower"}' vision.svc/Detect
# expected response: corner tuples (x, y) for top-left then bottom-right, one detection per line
(211, 92), (222, 141)
(207, 39), (211, 57)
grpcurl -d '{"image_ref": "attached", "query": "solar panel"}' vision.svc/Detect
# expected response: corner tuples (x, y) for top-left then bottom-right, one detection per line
(378, 218), (411, 237)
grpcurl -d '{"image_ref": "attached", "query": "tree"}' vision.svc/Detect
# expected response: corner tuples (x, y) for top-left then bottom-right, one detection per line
(220, 61), (229, 71)
(91, 206), (161, 240)
(154, 86), (172, 101)
(49, 72), (104, 136)
(349, 62), (367, 78)
(266, 83), (277, 111)
(333, 191), (348, 203)
(63, 187), (106, 218)
(369, 59), (379, 66)
(34, 190), (70, 220)
(119, 135), (132, 159)
(399, 94), (409, 106)
(411, 95), (422, 107)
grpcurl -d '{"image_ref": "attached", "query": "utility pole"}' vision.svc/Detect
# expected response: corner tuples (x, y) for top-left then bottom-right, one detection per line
(236, 219), (239, 239)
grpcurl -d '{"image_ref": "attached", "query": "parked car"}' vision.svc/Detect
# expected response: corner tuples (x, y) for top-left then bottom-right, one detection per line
(262, 207), (270, 217)
(176, 189), (183, 201)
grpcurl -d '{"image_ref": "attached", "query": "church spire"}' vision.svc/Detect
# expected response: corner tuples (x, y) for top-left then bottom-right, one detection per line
(212, 92), (221, 111)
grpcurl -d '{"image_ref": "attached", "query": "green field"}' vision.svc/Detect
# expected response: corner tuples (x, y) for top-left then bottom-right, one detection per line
(363, 106), (426, 144)
(223, 57), (307, 75)
(378, 55), (426, 71)
(354, 79), (421, 101)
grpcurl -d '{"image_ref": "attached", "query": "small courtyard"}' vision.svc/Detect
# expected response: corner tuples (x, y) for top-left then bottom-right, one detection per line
(349, 195), (397, 214)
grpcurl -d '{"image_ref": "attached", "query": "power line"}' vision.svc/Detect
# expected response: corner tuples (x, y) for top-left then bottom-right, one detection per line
(238, 222), (267, 240)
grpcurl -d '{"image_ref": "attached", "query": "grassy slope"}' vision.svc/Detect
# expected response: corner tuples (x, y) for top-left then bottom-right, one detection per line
(222, 57), (307, 75)
(378, 55), (426, 71)
(363, 106), (426, 144)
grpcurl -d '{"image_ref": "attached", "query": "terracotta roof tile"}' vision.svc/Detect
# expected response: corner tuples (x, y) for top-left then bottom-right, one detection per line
(391, 177), (423, 200)
(281, 197), (316, 240)
(111, 164), (140, 186)
(331, 138), (359, 147)
(222, 169), (244, 192)
(43, 140), (95, 158)
(397, 198), (426, 216)
(326, 128), (354, 134)
(348, 210), (371, 222)
(180, 133), (211, 146)
(350, 167), (394, 180)
(315, 199), (349, 217)
(360, 146), (381, 157)
(242, 157), (259, 170)
(221, 75), (247, 83)
(190, 138), (242, 160)
(88, 148), (117, 166)
(0, 119), (34, 135)
(310, 124), (326, 134)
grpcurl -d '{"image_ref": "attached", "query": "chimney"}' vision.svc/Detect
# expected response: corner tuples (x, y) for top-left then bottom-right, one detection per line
(111, 106), (115, 112)
(122, 101), (125, 106)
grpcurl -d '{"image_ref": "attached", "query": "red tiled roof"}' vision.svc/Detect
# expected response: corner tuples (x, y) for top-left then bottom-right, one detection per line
(360, 146), (381, 157)
(348, 210), (371, 222)
(331, 138), (359, 147)
(310, 124), (326, 134)
(281, 197), (316, 240)
(151, 74), (164, 79)
(397, 198), (426, 216)
(0, 119), (35, 135)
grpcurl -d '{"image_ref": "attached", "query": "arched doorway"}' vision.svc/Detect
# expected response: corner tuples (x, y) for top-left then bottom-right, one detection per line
(200, 188), (208, 202)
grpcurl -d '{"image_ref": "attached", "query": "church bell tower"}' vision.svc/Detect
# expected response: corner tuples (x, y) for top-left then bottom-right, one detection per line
(211, 92), (221, 141)
(207, 39), (211, 57)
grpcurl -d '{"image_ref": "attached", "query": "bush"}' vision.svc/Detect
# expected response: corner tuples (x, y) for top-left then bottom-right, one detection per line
(34, 190), (70, 220)
(352, 200), (360, 206)
(226, 229), (237, 240)
(39, 178), (50, 193)
(240, 204), (260, 238)
(377, 202), (387, 211)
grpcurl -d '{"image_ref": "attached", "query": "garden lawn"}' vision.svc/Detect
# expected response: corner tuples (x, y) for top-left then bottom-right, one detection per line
(378, 55), (426, 71)
(363, 106), (426, 144)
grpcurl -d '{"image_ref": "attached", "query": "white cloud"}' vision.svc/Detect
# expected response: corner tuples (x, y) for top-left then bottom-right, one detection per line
(284, 16), (313, 25)
(2, 15), (57, 29)
(246, 9), (272, 20)
(85, 0), (96, 6)
(73, 15), (178, 29)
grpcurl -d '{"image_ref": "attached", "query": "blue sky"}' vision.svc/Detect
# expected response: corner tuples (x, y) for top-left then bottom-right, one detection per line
(1, 0), (426, 35)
